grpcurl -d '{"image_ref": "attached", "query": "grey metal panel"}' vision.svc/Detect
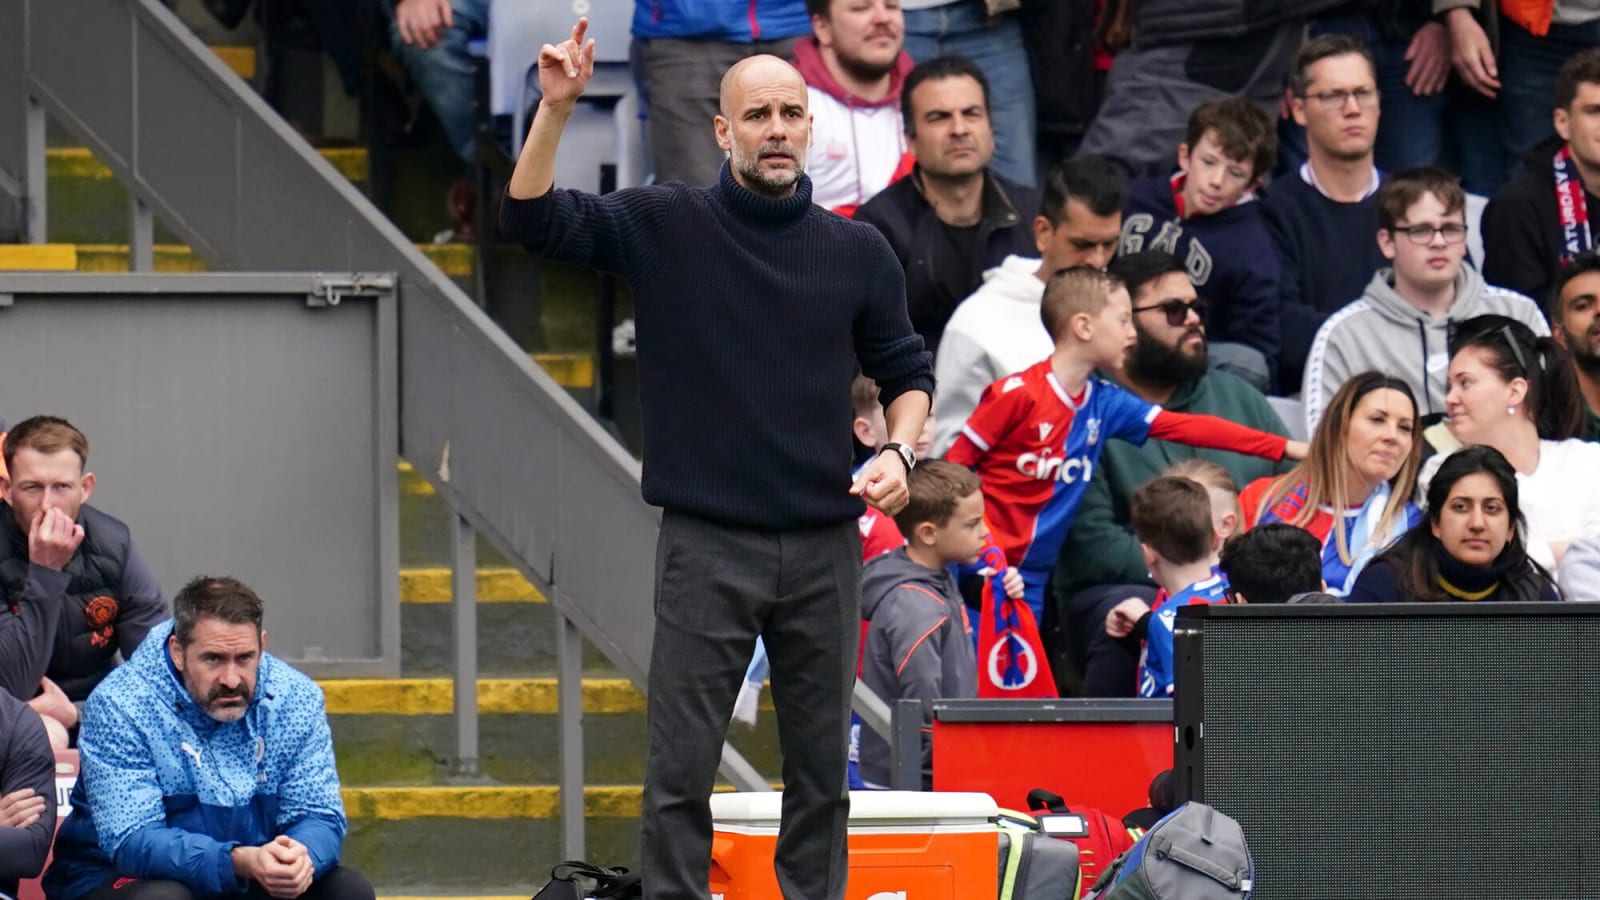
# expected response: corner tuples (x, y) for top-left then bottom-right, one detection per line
(132, 41), (237, 259)
(0, 0), (25, 197)
(0, 274), (399, 676)
(29, 0), (135, 168)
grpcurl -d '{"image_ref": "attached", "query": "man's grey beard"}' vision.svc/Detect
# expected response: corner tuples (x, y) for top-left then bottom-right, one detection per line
(730, 142), (806, 197)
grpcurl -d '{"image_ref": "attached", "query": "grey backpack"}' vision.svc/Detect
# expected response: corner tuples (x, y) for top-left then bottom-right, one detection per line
(996, 811), (1082, 899)
(1082, 803), (1253, 900)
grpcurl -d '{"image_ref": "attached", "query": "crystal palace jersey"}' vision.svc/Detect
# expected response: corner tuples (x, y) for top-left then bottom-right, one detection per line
(1138, 573), (1230, 698)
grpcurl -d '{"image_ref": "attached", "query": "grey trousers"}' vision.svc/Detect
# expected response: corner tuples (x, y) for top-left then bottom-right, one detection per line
(641, 511), (862, 900)
(635, 36), (803, 187)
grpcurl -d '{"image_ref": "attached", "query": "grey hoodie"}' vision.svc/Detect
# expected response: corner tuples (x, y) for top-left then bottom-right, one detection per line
(1302, 265), (1548, 431)
(855, 548), (976, 789)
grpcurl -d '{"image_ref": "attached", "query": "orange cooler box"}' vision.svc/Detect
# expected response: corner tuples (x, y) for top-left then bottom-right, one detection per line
(709, 791), (1000, 900)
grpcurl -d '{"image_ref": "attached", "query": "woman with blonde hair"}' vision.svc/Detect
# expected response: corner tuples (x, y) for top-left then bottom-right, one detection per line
(1240, 371), (1424, 595)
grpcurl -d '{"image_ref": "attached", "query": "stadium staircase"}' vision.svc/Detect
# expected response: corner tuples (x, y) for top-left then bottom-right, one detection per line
(0, 7), (791, 898)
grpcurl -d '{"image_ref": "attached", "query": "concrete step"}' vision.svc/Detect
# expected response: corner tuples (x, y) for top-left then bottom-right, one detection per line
(342, 785), (660, 889)
(323, 677), (781, 787)
(59, 242), (470, 278)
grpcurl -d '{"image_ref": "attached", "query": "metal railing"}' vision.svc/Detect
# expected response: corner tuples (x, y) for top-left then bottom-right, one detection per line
(0, 0), (778, 858)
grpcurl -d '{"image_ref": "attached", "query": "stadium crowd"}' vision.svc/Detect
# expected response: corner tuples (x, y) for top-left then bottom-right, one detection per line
(8, 0), (1600, 897)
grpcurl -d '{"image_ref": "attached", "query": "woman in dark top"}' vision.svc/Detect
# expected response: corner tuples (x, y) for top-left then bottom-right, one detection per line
(1347, 445), (1560, 603)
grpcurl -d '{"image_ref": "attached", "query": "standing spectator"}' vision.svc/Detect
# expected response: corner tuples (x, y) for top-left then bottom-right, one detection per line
(1437, 0), (1600, 189)
(898, 0), (1036, 186)
(1081, 0), (1329, 175)
(791, 0), (914, 214)
(385, 0), (488, 239)
(0, 417), (166, 749)
(1481, 47), (1600, 305)
(1120, 96), (1283, 388)
(944, 266), (1301, 624)
(1552, 250), (1600, 440)
(1426, 315), (1600, 573)
(634, 0), (814, 185)
(1280, 3), (1451, 176)
(0, 691), (53, 900)
(1304, 167), (1548, 431)
(501, 26), (933, 899)
(1350, 445), (1560, 602)
(931, 154), (1124, 455)
(43, 577), (372, 900)
(1241, 372), (1424, 595)
(1264, 34), (1388, 394)
(856, 55), (1041, 355)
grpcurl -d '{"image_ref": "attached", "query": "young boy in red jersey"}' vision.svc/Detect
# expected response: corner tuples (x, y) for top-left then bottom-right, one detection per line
(944, 267), (1306, 620)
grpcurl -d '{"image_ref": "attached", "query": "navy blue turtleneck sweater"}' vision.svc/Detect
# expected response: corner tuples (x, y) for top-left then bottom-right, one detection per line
(500, 165), (934, 530)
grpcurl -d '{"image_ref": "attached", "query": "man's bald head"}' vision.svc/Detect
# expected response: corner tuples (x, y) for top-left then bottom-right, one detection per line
(719, 55), (808, 119)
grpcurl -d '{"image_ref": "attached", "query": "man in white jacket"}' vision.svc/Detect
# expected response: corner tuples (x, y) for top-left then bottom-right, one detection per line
(930, 155), (1125, 455)
(1303, 167), (1549, 432)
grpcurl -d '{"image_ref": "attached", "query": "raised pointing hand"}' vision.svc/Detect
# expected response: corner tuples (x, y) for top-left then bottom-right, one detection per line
(539, 18), (596, 108)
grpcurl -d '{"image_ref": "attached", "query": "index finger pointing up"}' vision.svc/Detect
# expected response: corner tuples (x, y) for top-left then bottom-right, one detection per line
(571, 17), (589, 45)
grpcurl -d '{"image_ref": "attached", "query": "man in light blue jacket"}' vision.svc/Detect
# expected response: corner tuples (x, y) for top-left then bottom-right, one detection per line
(43, 576), (370, 900)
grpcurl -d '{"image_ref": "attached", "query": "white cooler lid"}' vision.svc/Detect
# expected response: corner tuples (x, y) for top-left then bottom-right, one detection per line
(711, 790), (998, 828)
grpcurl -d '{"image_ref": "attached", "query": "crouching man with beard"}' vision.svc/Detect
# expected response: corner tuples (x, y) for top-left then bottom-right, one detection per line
(1052, 250), (1296, 696)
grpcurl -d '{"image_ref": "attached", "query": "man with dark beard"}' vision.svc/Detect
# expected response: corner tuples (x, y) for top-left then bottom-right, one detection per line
(1553, 250), (1600, 442)
(1053, 251), (1293, 695)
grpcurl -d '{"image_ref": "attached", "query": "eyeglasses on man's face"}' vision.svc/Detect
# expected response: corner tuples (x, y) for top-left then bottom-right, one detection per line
(1304, 87), (1379, 111)
(1132, 298), (1208, 327)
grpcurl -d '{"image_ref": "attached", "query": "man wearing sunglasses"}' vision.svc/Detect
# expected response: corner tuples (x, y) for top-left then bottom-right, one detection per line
(1303, 168), (1548, 433)
(1055, 250), (1293, 696)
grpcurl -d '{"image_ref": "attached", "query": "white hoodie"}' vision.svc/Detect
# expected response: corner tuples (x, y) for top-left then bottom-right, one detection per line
(930, 255), (1051, 456)
(1303, 265), (1548, 432)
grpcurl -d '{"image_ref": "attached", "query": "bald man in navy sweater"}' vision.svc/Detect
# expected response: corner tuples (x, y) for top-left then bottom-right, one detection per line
(500, 20), (933, 900)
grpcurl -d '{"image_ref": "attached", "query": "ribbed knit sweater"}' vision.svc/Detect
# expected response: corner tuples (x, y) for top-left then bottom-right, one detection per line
(500, 164), (935, 530)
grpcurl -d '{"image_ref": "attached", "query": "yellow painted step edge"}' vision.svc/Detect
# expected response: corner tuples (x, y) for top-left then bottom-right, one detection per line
(320, 677), (648, 716)
(321, 677), (778, 716)
(0, 244), (77, 271)
(211, 45), (258, 80)
(343, 784), (751, 820)
(399, 567), (544, 604)
(72, 243), (470, 277)
(48, 145), (368, 182)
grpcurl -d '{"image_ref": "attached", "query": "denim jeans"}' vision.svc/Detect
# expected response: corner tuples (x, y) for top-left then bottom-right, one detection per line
(903, 0), (1038, 187)
(1277, 12), (1446, 177)
(385, 0), (490, 164)
(1500, 17), (1600, 161)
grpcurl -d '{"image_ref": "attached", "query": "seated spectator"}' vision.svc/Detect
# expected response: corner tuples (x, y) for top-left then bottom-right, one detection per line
(1103, 476), (1227, 699)
(0, 691), (54, 900)
(1075, 458), (1241, 698)
(1121, 97), (1282, 388)
(1216, 522), (1326, 605)
(44, 576), (373, 900)
(1552, 251), (1600, 441)
(945, 266), (1303, 624)
(1483, 47), (1600, 305)
(931, 155), (1125, 455)
(855, 55), (1041, 354)
(899, 0), (1036, 187)
(1264, 34), (1388, 393)
(634, 0), (813, 186)
(855, 461), (1019, 789)
(1304, 168), (1548, 431)
(1558, 536), (1600, 600)
(1241, 372), (1424, 595)
(1425, 315), (1600, 573)
(1055, 251), (1293, 605)
(1350, 445), (1560, 602)
(792, 0), (913, 214)
(0, 417), (165, 749)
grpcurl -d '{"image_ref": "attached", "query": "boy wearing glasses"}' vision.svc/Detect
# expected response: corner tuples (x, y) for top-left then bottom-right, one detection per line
(1120, 97), (1282, 391)
(1302, 167), (1548, 432)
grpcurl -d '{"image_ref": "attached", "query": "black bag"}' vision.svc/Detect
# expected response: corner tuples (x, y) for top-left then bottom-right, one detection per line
(532, 861), (642, 900)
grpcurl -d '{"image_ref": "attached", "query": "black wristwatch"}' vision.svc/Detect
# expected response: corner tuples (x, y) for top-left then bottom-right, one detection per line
(880, 442), (916, 474)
